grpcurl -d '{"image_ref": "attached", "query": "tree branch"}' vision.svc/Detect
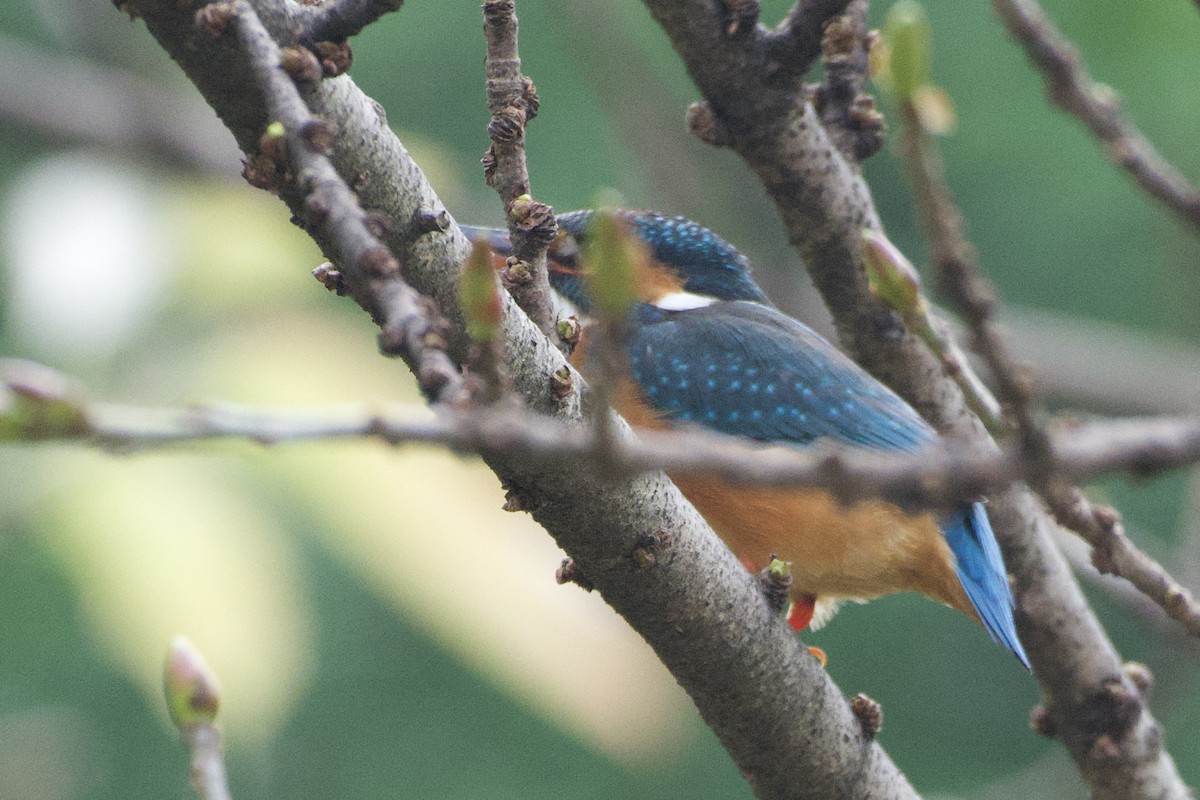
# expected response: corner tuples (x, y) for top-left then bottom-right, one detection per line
(116, 2), (919, 797)
(232, 0), (466, 404)
(641, 1), (1191, 797)
(481, 0), (559, 343)
(8, 360), (1200, 526)
(763, 0), (856, 83)
(992, 0), (1200, 233)
(896, 72), (1200, 649)
(296, 0), (404, 45)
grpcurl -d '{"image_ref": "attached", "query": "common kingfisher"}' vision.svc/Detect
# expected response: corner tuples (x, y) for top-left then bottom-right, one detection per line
(462, 210), (1030, 669)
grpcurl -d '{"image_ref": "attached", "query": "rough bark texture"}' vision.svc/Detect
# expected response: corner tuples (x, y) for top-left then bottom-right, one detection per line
(123, 1), (922, 797)
(639, 1), (1191, 797)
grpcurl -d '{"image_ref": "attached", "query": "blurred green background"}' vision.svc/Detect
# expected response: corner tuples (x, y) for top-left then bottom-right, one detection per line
(1, 0), (1198, 798)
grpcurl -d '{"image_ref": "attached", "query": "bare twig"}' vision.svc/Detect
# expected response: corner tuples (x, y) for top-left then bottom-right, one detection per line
(898, 85), (1200, 643)
(233, 1), (466, 405)
(164, 637), (233, 800)
(9, 360), (1200, 535)
(992, 0), (1200, 233)
(482, 0), (559, 344)
(644, 2), (1191, 797)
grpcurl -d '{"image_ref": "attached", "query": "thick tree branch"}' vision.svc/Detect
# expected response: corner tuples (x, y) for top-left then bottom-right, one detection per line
(642, 1), (1191, 798)
(992, 0), (1200, 233)
(116, 2), (919, 798)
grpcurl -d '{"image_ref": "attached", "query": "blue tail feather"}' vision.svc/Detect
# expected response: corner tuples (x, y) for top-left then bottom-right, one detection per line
(942, 503), (1031, 670)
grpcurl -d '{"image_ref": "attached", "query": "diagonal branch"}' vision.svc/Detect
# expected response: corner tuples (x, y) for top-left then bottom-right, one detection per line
(233, 0), (466, 404)
(117, 2), (918, 798)
(992, 0), (1200, 233)
(896, 72), (1200, 649)
(640, 1), (1191, 798)
(296, 0), (404, 44)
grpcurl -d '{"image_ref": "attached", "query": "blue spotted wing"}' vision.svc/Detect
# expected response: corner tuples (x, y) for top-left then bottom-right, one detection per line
(624, 300), (1031, 668)
(626, 301), (933, 452)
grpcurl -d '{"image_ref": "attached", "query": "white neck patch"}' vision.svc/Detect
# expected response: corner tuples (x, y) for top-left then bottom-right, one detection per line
(653, 291), (718, 311)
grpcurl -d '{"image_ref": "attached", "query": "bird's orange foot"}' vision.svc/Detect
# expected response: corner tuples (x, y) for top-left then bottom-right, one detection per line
(787, 594), (817, 632)
(786, 595), (827, 667)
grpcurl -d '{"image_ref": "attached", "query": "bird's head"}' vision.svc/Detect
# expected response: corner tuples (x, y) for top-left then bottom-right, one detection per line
(549, 209), (772, 314)
(461, 209), (771, 316)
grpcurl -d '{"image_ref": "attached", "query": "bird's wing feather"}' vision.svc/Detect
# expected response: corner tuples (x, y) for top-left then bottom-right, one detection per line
(626, 301), (933, 451)
(626, 302), (1030, 668)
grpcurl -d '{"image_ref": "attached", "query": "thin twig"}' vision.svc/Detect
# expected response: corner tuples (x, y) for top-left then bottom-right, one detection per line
(233, 1), (466, 405)
(897, 88), (1200, 644)
(481, 0), (559, 345)
(992, 0), (1200, 233)
(184, 727), (233, 800)
(8, 360), (1200, 528)
(811, 0), (885, 162)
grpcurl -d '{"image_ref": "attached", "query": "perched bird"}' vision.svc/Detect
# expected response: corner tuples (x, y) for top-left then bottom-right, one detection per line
(462, 210), (1030, 669)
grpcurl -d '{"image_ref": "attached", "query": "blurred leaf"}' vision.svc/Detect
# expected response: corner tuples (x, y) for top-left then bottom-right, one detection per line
(460, 240), (502, 343)
(885, 0), (931, 101)
(912, 84), (957, 136)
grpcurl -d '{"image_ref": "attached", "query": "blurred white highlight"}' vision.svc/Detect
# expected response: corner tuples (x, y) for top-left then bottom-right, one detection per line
(2, 152), (175, 362)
